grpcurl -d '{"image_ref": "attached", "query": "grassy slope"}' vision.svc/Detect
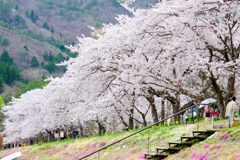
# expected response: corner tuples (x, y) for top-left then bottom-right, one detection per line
(0, 120), (239, 160)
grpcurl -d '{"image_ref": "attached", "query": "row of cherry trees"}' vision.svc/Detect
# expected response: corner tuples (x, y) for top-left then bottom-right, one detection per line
(2, 0), (240, 143)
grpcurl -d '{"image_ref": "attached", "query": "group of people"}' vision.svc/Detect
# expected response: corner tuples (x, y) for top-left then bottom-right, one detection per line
(54, 129), (79, 142)
(4, 140), (33, 150)
(204, 96), (238, 120)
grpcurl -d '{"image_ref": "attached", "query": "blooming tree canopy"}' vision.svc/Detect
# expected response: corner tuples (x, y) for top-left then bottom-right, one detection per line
(3, 0), (240, 143)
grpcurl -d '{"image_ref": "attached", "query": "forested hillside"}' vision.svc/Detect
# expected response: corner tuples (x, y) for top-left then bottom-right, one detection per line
(0, 0), (153, 98)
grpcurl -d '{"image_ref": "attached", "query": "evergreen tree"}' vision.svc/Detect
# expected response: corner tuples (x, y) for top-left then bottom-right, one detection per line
(51, 26), (54, 33)
(1, 38), (10, 46)
(0, 34), (2, 42)
(0, 76), (4, 92)
(49, 51), (54, 62)
(60, 10), (64, 16)
(24, 45), (29, 51)
(15, 5), (18, 11)
(15, 15), (27, 29)
(60, 32), (62, 37)
(57, 52), (65, 62)
(25, 11), (30, 18)
(1, 50), (12, 64)
(42, 51), (49, 61)
(43, 22), (50, 30)
(30, 56), (39, 68)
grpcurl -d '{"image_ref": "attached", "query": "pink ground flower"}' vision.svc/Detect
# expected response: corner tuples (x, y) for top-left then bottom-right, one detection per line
(129, 148), (138, 154)
(99, 141), (106, 146)
(216, 145), (222, 149)
(191, 153), (199, 158)
(92, 142), (99, 147)
(204, 145), (209, 148)
(86, 145), (91, 150)
(199, 154), (209, 160)
(138, 156), (146, 159)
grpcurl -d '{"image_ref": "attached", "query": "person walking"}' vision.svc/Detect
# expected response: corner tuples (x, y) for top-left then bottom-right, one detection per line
(204, 103), (212, 122)
(54, 131), (59, 142)
(60, 130), (64, 141)
(72, 129), (78, 139)
(225, 97), (237, 117)
(68, 132), (72, 139)
(22, 142), (26, 147)
(30, 139), (33, 145)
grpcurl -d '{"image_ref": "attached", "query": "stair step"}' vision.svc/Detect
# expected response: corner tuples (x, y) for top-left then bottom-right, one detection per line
(192, 130), (215, 133)
(155, 147), (181, 151)
(180, 135), (207, 139)
(179, 136), (194, 138)
(194, 135), (207, 138)
(168, 141), (192, 144)
(142, 152), (168, 157)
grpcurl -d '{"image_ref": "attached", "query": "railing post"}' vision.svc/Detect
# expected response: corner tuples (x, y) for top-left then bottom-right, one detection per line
(98, 150), (100, 160)
(192, 108), (194, 123)
(197, 104), (199, 131)
(228, 109), (231, 128)
(212, 116), (214, 129)
(148, 127), (150, 155)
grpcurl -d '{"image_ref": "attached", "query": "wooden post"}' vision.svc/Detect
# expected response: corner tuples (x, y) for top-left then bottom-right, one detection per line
(192, 108), (194, 123)
(228, 109), (231, 128)
(212, 116), (214, 129)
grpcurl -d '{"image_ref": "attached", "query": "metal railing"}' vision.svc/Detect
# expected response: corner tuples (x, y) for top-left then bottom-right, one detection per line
(79, 103), (206, 160)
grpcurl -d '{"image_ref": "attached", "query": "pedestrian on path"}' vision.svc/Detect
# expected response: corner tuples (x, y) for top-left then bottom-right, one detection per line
(225, 97), (237, 117)
(72, 129), (78, 139)
(204, 103), (212, 122)
(68, 132), (72, 139)
(30, 139), (33, 145)
(60, 130), (64, 141)
(54, 131), (59, 142)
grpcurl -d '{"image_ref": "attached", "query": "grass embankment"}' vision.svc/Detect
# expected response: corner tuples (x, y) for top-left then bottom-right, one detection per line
(0, 120), (239, 160)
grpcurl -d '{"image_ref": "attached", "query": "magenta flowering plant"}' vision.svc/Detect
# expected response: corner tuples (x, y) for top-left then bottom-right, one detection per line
(203, 145), (209, 148)
(191, 153), (199, 158)
(92, 142), (99, 147)
(99, 141), (106, 146)
(199, 154), (209, 160)
(216, 145), (222, 149)
(129, 148), (138, 154)
(218, 133), (230, 140)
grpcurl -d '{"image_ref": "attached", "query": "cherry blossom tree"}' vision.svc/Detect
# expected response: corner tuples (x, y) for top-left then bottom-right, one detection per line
(3, 0), (240, 143)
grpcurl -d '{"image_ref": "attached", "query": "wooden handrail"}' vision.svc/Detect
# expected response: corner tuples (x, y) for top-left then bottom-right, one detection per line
(79, 103), (207, 159)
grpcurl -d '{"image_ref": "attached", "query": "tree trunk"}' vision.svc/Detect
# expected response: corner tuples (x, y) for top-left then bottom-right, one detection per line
(146, 96), (159, 125)
(172, 101), (180, 122)
(129, 108), (134, 129)
(97, 122), (106, 135)
(224, 75), (235, 109)
(46, 130), (54, 142)
(79, 122), (84, 137)
(161, 100), (165, 126)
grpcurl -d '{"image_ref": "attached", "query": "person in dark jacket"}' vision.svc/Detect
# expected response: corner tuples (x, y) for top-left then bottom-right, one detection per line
(30, 139), (33, 145)
(72, 129), (78, 139)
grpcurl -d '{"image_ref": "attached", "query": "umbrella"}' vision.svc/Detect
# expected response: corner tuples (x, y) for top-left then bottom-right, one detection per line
(199, 98), (217, 108)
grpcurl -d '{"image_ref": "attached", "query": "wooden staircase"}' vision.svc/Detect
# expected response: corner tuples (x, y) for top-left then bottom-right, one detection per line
(131, 130), (216, 160)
